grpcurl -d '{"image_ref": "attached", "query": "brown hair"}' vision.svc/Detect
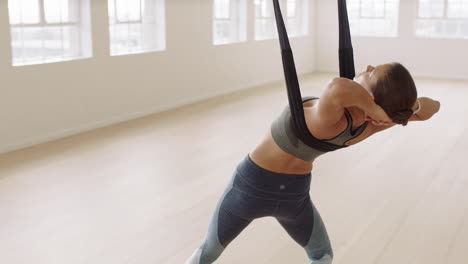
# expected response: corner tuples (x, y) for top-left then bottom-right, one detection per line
(371, 63), (418, 126)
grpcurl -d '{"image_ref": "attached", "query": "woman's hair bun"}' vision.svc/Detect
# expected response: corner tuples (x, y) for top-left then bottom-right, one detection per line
(390, 109), (413, 126)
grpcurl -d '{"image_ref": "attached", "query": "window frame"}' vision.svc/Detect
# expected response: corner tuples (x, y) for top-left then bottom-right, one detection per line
(214, 0), (232, 20)
(108, 0), (166, 56)
(417, 0), (468, 20)
(415, 0), (468, 39)
(112, 0), (144, 23)
(417, 0), (448, 19)
(347, 0), (401, 38)
(254, 0), (309, 40)
(254, 0), (276, 41)
(255, 0), (275, 29)
(8, 0), (90, 66)
(285, 0), (309, 37)
(213, 0), (247, 45)
(287, 0), (297, 18)
(359, 0), (387, 19)
(10, 0), (81, 28)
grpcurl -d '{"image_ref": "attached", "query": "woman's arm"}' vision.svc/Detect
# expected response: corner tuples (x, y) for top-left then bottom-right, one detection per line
(330, 78), (392, 125)
(313, 78), (392, 128)
(331, 78), (375, 110)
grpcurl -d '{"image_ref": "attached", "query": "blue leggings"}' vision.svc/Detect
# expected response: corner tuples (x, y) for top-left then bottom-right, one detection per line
(186, 155), (333, 264)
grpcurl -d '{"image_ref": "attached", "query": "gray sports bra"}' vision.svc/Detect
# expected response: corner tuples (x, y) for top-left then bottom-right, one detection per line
(271, 96), (368, 162)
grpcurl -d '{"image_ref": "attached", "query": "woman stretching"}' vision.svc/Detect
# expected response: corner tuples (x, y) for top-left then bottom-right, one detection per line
(186, 63), (441, 264)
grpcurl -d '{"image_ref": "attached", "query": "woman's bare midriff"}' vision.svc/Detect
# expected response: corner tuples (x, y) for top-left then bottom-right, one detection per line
(249, 132), (315, 175)
(249, 103), (379, 175)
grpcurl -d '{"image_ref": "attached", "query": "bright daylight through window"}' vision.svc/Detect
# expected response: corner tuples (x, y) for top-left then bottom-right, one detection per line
(347, 0), (400, 37)
(416, 0), (468, 38)
(213, 0), (247, 45)
(255, 0), (309, 40)
(108, 0), (166, 56)
(8, 0), (92, 66)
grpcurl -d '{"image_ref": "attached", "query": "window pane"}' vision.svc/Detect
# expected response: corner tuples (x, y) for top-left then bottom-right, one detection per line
(416, 19), (468, 38)
(255, 0), (273, 18)
(9, 0), (93, 66)
(8, 0), (23, 24)
(141, 23), (159, 50)
(255, 17), (276, 40)
(110, 24), (130, 55)
(8, 0), (40, 24)
(42, 26), (63, 59)
(348, 0), (400, 37)
(361, 0), (386, 17)
(254, 0), (276, 40)
(116, 0), (142, 22)
(287, 0), (296, 18)
(462, 20), (468, 34)
(261, 0), (273, 17)
(10, 28), (23, 59)
(22, 0), (41, 24)
(214, 20), (231, 44)
(109, 0), (116, 22)
(62, 25), (81, 57)
(213, 0), (247, 45)
(286, 0), (308, 37)
(128, 23), (144, 51)
(447, 0), (468, 18)
(44, 0), (70, 23)
(215, 0), (230, 19)
(419, 0), (445, 18)
(417, 0), (468, 38)
(11, 27), (43, 64)
(109, 0), (166, 55)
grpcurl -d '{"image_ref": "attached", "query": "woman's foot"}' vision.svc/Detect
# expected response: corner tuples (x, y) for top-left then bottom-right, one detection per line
(310, 254), (333, 264)
(185, 248), (202, 264)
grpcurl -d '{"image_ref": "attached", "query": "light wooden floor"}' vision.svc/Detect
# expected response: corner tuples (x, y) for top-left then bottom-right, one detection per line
(0, 73), (467, 264)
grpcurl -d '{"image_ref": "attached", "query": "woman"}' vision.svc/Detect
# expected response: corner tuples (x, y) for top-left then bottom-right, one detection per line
(186, 63), (441, 264)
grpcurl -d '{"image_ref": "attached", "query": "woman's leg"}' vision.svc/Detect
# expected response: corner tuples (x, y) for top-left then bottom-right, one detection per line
(276, 199), (333, 264)
(186, 173), (252, 264)
(186, 169), (276, 264)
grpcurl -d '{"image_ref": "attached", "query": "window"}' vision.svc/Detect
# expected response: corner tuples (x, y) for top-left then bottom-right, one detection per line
(416, 0), (468, 39)
(347, 0), (400, 37)
(108, 0), (166, 56)
(286, 0), (309, 37)
(7, 0), (92, 66)
(255, 0), (276, 40)
(213, 0), (247, 45)
(254, 0), (309, 40)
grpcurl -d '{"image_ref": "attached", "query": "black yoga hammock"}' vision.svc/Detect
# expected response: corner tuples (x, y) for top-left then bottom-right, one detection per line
(272, 0), (355, 153)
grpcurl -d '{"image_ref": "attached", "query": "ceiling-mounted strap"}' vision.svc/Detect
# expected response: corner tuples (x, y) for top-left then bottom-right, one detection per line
(338, 0), (355, 80)
(272, 0), (346, 152)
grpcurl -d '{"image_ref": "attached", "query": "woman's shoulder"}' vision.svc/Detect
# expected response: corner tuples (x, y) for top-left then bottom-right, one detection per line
(305, 100), (384, 146)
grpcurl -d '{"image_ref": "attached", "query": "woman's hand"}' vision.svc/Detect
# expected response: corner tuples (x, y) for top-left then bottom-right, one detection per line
(413, 97), (441, 121)
(365, 104), (395, 126)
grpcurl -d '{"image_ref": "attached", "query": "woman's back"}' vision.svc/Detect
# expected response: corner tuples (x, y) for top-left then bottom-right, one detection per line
(250, 97), (379, 174)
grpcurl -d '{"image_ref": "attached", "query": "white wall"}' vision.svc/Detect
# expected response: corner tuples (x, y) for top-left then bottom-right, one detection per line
(0, 0), (317, 154)
(316, 0), (468, 80)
